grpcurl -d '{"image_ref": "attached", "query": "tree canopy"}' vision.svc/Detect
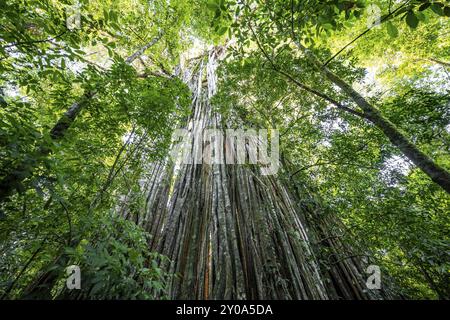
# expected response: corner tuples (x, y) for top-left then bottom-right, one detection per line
(0, 0), (449, 300)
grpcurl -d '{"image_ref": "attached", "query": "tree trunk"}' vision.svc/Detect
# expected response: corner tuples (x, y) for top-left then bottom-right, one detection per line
(0, 34), (163, 203)
(297, 43), (450, 194)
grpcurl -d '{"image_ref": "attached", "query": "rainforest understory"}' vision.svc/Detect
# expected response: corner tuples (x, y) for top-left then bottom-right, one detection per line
(0, 0), (449, 300)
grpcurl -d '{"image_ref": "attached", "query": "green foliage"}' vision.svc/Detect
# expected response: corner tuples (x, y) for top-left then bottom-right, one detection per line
(213, 0), (450, 299)
(58, 215), (172, 299)
(1, 0), (449, 300)
(0, 0), (205, 300)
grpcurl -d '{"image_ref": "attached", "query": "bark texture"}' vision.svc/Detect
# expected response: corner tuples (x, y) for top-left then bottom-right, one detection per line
(125, 48), (395, 299)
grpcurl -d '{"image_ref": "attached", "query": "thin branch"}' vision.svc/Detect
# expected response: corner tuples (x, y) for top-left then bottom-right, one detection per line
(322, 1), (411, 67)
(1, 31), (67, 49)
(125, 31), (163, 64)
(249, 23), (365, 119)
(280, 113), (310, 137)
(290, 160), (378, 179)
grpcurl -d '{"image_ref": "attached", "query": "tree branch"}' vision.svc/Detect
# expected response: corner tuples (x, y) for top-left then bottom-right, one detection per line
(248, 23), (365, 119)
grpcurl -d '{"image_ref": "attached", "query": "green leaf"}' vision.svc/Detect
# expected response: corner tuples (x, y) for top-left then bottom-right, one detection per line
(103, 8), (109, 21)
(444, 6), (450, 17)
(322, 23), (333, 30)
(206, 0), (219, 10)
(109, 10), (118, 22)
(416, 11), (426, 21)
(386, 21), (398, 38)
(430, 3), (444, 16)
(418, 3), (431, 11)
(217, 26), (228, 36)
(405, 11), (419, 29)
